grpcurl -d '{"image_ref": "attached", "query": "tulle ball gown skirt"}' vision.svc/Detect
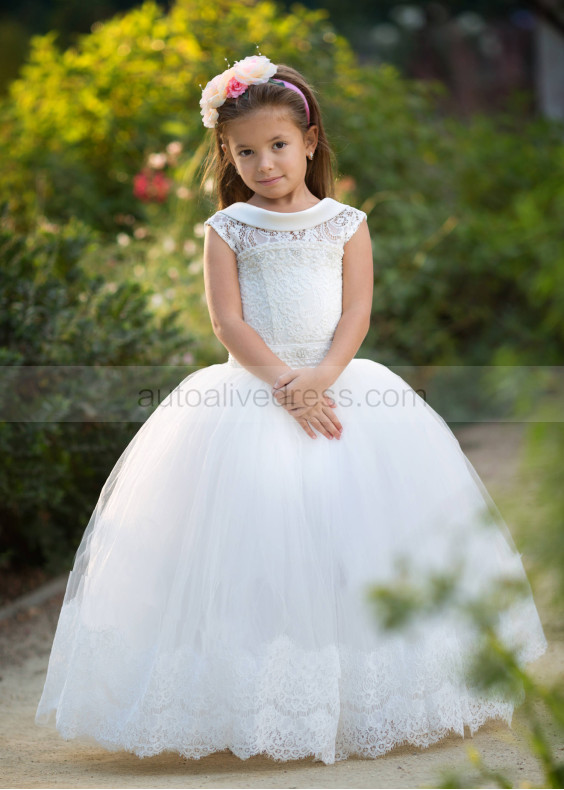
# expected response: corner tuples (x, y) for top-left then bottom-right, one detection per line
(35, 357), (548, 764)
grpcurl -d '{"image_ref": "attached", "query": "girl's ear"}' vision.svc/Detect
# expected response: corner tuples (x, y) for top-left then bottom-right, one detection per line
(305, 124), (319, 151)
(221, 141), (235, 166)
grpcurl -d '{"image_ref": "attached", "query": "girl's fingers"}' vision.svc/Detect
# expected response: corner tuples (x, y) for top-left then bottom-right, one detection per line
(307, 416), (326, 438)
(296, 414), (342, 441)
(308, 415), (335, 440)
(298, 418), (317, 439)
(278, 396), (335, 412)
(319, 406), (343, 438)
(316, 414), (341, 440)
(326, 409), (343, 434)
(287, 399), (343, 441)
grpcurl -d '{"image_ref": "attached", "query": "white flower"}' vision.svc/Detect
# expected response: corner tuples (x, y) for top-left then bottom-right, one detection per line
(162, 236), (177, 253)
(151, 293), (164, 307)
(148, 152), (167, 169)
(202, 107), (219, 129)
(203, 178), (214, 194)
(200, 71), (233, 110)
(183, 239), (197, 256)
(117, 233), (130, 246)
(166, 141), (183, 156)
(231, 55), (276, 86)
(176, 186), (191, 200)
(193, 223), (205, 238)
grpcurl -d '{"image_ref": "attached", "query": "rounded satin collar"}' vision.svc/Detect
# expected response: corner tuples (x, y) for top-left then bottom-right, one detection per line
(219, 197), (345, 230)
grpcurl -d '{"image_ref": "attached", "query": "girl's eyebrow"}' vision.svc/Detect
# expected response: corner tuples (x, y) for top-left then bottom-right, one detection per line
(235, 135), (285, 150)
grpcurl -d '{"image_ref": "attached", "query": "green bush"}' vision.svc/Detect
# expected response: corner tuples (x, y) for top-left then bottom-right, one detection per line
(2, 0), (563, 367)
(0, 219), (193, 572)
(1, 0), (564, 573)
(363, 109), (564, 367)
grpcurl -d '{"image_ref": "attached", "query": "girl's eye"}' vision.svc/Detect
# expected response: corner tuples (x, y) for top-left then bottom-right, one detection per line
(239, 142), (287, 157)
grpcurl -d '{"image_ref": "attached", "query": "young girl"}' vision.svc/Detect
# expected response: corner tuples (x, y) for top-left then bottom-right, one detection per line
(36, 54), (548, 765)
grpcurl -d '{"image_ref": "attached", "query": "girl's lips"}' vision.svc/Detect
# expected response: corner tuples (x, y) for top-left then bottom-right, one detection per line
(259, 176), (282, 184)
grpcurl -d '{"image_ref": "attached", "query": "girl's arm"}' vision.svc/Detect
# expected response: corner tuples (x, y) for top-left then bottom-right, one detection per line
(317, 218), (373, 388)
(204, 225), (293, 388)
(273, 218), (373, 398)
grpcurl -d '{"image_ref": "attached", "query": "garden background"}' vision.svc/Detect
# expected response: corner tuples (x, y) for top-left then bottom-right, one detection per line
(0, 2), (563, 785)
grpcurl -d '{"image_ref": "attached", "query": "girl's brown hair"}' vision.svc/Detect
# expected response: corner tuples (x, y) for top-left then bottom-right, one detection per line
(199, 63), (336, 210)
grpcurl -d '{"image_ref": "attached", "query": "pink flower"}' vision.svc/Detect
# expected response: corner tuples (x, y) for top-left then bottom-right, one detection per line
(133, 171), (150, 201)
(225, 76), (248, 98)
(151, 172), (171, 203)
(133, 168), (171, 203)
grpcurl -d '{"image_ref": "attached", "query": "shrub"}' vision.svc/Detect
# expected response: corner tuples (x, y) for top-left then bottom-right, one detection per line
(0, 218), (193, 572)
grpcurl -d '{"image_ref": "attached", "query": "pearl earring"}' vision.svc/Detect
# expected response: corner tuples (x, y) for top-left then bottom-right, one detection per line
(308, 152), (314, 160)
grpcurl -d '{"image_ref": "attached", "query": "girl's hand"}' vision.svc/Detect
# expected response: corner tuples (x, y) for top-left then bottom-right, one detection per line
(272, 366), (330, 411)
(289, 398), (343, 440)
(272, 367), (343, 440)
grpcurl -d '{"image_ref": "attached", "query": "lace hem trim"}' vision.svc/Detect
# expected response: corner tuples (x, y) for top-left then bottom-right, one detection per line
(35, 600), (548, 765)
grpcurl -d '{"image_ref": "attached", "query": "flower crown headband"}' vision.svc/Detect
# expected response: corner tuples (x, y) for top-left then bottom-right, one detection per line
(199, 54), (310, 129)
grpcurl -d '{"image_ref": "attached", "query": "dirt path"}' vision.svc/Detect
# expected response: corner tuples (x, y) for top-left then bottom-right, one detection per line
(0, 423), (560, 789)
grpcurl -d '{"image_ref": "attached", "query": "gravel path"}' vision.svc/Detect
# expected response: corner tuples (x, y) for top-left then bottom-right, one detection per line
(0, 423), (560, 789)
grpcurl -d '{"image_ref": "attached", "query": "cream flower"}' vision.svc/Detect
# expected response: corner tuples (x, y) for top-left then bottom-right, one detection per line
(200, 69), (234, 110)
(199, 54), (278, 129)
(202, 107), (219, 129)
(231, 55), (277, 85)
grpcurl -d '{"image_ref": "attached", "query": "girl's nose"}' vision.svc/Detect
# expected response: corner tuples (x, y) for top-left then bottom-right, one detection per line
(258, 156), (274, 171)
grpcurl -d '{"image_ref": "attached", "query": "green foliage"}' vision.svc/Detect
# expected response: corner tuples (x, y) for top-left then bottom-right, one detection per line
(363, 110), (564, 366)
(1, 0), (563, 366)
(0, 217), (192, 365)
(0, 219), (193, 572)
(518, 416), (564, 606)
(1, 0), (563, 577)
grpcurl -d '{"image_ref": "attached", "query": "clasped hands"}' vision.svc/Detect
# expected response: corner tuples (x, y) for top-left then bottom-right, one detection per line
(271, 367), (343, 441)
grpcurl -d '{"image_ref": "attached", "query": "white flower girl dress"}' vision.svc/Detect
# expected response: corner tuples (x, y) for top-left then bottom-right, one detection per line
(35, 197), (548, 764)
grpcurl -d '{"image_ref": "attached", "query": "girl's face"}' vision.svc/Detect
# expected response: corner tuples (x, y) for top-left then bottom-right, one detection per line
(221, 107), (318, 202)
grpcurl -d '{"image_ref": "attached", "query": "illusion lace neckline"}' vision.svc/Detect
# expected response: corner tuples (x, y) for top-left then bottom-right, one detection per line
(219, 197), (346, 231)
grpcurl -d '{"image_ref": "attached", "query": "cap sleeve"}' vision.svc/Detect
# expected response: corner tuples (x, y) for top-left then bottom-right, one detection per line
(203, 212), (239, 256)
(342, 207), (367, 244)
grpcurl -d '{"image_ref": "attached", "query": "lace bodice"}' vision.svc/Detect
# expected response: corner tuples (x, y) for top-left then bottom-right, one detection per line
(203, 198), (367, 368)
